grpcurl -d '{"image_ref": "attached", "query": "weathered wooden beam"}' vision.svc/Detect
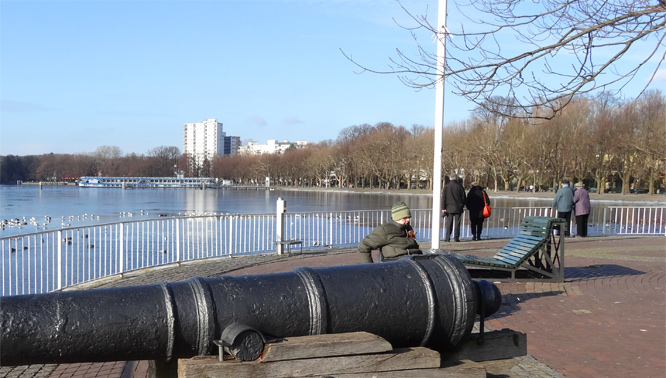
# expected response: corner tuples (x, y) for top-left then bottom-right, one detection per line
(298, 363), (486, 378)
(179, 348), (441, 378)
(259, 332), (393, 362)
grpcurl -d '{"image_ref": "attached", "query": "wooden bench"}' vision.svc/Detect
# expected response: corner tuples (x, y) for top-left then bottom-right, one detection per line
(451, 216), (566, 282)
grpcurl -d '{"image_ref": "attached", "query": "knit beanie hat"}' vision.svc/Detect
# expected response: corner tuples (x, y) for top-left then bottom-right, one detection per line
(391, 202), (411, 221)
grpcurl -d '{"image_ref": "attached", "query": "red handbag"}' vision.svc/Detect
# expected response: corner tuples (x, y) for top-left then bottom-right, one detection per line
(482, 191), (491, 218)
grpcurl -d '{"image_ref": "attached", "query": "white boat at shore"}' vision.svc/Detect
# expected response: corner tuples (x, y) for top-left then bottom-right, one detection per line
(78, 176), (215, 188)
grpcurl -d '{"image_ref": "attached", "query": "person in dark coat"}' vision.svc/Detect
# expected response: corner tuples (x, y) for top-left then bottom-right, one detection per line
(552, 179), (575, 236)
(573, 182), (591, 237)
(441, 174), (466, 242)
(466, 182), (489, 241)
(357, 201), (421, 263)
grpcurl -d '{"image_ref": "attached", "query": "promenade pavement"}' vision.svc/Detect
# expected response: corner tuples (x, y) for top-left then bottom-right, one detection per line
(1, 235), (664, 378)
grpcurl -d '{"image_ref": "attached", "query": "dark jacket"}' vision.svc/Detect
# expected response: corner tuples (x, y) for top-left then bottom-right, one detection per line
(442, 179), (466, 214)
(357, 220), (420, 263)
(466, 186), (488, 219)
(553, 185), (575, 212)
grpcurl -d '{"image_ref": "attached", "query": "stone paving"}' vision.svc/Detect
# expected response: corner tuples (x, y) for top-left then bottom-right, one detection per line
(1, 235), (664, 378)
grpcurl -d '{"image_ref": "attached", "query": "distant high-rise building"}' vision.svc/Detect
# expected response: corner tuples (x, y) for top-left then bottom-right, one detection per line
(223, 135), (241, 155)
(183, 119), (239, 168)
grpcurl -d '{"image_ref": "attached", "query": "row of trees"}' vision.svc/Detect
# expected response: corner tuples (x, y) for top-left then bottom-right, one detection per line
(211, 91), (665, 195)
(1, 146), (182, 185)
(2, 91), (664, 195)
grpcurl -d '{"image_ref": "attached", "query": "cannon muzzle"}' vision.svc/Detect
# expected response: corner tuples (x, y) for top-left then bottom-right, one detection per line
(1, 253), (500, 366)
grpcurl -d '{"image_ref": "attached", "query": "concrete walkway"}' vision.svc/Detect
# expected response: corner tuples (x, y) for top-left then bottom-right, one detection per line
(1, 235), (664, 378)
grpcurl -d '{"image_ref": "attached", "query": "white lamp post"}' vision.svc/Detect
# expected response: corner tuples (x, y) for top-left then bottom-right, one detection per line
(431, 0), (449, 250)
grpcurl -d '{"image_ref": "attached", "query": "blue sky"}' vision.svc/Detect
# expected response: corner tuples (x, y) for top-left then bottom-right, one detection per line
(1, 0), (664, 156)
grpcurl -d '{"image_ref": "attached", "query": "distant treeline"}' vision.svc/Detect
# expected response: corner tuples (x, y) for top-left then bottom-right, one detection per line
(2, 92), (664, 194)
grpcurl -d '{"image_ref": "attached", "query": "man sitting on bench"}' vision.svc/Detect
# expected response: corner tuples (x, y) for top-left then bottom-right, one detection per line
(357, 202), (422, 263)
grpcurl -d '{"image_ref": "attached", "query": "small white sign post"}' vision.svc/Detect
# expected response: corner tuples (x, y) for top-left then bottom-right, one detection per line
(276, 198), (286, 255)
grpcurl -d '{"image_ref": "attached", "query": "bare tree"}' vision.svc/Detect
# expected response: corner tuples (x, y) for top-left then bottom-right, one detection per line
(303, 143), (336, 187)
(94, 146), (123, 177)
(177, 153), (196, 177)
(404, 128), (433, 189)
(343, 0), (665, 118)
(631, 90), (666, 194)
(147, 146), (181, 177)
(94, 146), (123, 160)
(469, 105), (513, 190)
(583, 92), (623, 193)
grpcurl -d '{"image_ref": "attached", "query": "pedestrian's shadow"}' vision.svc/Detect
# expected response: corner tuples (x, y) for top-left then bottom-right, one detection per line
(565, 264), (645, 280)
(487, 290), (563, 320)
(486, 264), (646, 320)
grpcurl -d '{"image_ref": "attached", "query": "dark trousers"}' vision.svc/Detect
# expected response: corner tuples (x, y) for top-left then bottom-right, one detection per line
(470, 217), (484, 240)
(557, 211), (572, 236)
(575, 214), (589, 237)
(445, 213), (462, 241)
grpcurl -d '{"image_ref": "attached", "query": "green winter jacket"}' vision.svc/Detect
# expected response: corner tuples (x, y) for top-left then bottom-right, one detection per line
(357, 220), (420, 263)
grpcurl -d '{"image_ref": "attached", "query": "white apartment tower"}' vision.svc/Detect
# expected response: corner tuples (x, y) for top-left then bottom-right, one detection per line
(183, 119), (226, 168)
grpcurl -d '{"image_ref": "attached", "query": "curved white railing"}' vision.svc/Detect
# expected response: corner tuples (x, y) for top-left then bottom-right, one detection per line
(2, 206), (664, 296)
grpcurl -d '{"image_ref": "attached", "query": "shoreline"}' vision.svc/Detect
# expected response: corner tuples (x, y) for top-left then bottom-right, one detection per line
(12, 181), (666, 204)
(279, 186), (666, 204)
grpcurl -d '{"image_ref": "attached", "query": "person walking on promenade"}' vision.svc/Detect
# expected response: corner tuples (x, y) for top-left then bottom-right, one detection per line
(552, 179), (575, 237)
(573, 182), (591, 237)
(466, 182), (489, 241)
(442, 174), (466, 242)
(357, 202), (421, 263)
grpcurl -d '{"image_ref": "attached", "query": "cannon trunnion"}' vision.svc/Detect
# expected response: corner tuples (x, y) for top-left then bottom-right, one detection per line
(1, 253), (501, 366)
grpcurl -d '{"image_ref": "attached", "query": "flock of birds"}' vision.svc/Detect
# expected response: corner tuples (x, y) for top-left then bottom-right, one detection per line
(1, 211), (158, 253)
(1, 211), (406, 232)
(0, 210), (217, 234)
(0, 214), (104, 232)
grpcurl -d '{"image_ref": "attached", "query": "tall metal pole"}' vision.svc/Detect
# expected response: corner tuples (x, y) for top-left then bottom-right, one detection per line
(431, 0), (448, 250)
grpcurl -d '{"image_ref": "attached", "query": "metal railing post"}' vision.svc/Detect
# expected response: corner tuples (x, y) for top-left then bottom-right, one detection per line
(56, 230), (63, 291)
(175, 219), (181, 263)
(119, 223), (125, 274)
(328, 212), (333, 247)
(276, 198), (286, 255)
(228, 215), (234, 256)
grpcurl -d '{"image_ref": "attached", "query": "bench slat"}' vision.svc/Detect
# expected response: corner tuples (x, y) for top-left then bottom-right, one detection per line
(506, 235), (545, 244)
(499, 242), (543, 255)
(500, 243), (543, 253)
(494, 255), (521, 265)
(496, 248), (538, 258)
(511, 234), (544, 242)
(500, 249), (541, 259)
(503, 239), (542, 249)
(496, 250), (535, 261)
(452, 254), (511, 268)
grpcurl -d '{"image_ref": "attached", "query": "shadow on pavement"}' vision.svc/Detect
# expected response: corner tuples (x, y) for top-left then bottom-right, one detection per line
(489, 290), (564, 320)
(565, 264), (645, 280)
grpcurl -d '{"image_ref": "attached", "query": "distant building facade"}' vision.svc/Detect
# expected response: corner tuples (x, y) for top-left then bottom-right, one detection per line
(223, 135), (241, 155)
(183, 119), (240, 167)
(239, 139), (308, 155)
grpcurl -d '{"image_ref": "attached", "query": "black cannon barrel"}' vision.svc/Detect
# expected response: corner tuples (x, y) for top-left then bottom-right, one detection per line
(0, 253), (501, 366)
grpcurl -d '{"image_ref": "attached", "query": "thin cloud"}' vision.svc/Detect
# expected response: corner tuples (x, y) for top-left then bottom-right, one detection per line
(248, 116), (267, 127)
(282, 116), (303, 125)
(0, 100), (52, 113)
